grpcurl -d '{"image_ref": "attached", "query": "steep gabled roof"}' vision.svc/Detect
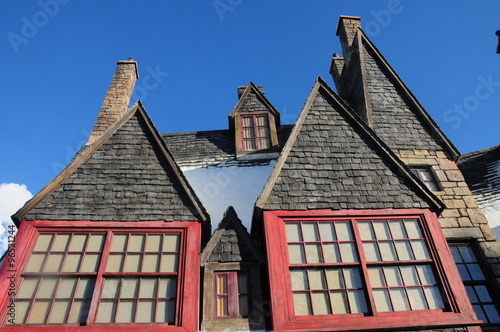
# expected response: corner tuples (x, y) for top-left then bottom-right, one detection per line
(13, 101), (210, 226)
(458, 145), (500, 194)
(255, 77), (444, 215)
(201, 206), (263, 265)
(229, 82), (280, 124)
(334, 26), (460, 160)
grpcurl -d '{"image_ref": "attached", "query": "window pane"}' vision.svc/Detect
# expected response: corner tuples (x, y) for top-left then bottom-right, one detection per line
(400, 266), (419, 286)
(325, 269), (344, 289)
(344, 268), (363, 288)
(136, 300), (155, 323)
(363, 242), (381, 262)
(44, 253), (64, 272)
(474, 305), (488, 324)
(162, 234), (179, 252)
(457, 264), (471, 281)
(390, 288), (410, 311)
(416, 265), (436, 284)
(110, 234), (127, 252)
(288, 244), (306, 264)
(323, 243), (340, 263)
(424, 286), (445, 309)
(349, 290), (368, 313)
(358, 222), (374, 240)
(102, 278), (120, 298)
(216, 274), (227, 294)
(56, 278), (77, 298)
(291, 270), (308, 290)
(374, 289), (392, 312)
(217, 296), (228, 316)
(239, 294), (249, 316)
(379, 242), (397, 261)
(305, 244), (323, 263)
(238, 272), (248, 294)
(38, 278), (58, 298)
(68, 300), (90, 324)
(302, 223), (319, 241)
(27, 300), (51, 324)
(106, 253), (124, 272)
(34, 234), (53, 251)
(12, 300), (30, 324)
(474, 285), (492, 302)
(62, 253), (82, 272)
(450, 246), (462, 263)
(75, 278), (95, 298)
(87, 234), (105, 252)
(466, 285), (479, 303)
(368, 267), (385, 287)
(339, 242), (356, 262)
(25, 253), (46, 272)
(52, 234), (70, 251)
(116, 300), (136, 323)
(388, 221), (406, 239)
(467, 264), (486, 280)
(143, 254), (160, 272)
(330, 291), (348, 314)
(311, 292), (331, 315)
(69, 234), (87, 251)
(384, 267), (403, 287)
(293, 293), (312, 316)
(373, 221), (391, 240)
(123, 253), (142, 272)
(159, 278), (177, 298)
(128, 234), (145, 252)
(459, 246), (476, 263)
(157, 299), (176, 323)
(309, 270), (326, 290)
(140, 279), (158, 298)
(484, 305), (500, 324)
(395, 241), (413, 260)
(319, 223), (336, 241)
(160, 253), (178, 272)
(18, 278), (39, 298)
(47, 300), (71, 323)
(121, 278), (139, 298)
(285, 223), (302, 242)
(335, 222), (353, 240)
(411, 240), (431, 260)
(81, 253), (100, 272)
(95, 300), (117, 323)
(145, 234), (162, 252)
(407, 287), (427, 310)
(404, 220), (423, 238)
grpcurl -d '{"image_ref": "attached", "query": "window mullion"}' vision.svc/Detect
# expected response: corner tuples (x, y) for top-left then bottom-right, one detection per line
(252, 115), (260, 149)
(351, 218), (378, 316)
(86, 230), (112, 325)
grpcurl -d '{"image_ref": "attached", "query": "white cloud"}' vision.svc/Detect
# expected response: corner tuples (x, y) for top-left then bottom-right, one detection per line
(0, 183), (33, 255)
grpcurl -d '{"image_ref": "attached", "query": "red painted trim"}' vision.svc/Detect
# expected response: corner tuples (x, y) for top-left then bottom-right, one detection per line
(264, 209), (481, 331)
(0, 220), (201, 332)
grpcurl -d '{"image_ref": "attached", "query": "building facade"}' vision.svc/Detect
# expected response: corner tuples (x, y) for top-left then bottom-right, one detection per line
(1, 16), (499, 332)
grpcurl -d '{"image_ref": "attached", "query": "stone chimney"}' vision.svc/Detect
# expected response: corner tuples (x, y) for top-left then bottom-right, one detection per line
(87, 58), (139, 145)
(336, 16), (362, 63)
(329, 53), (345, 88)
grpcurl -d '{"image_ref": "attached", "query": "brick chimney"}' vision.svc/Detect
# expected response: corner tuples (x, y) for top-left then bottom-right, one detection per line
(336, 16), (362, 63)
(87, 58), (139, 145)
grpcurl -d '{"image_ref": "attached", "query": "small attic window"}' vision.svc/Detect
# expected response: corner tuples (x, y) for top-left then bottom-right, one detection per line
(241, 114), (271, 151)
(410, 167), (440, 191)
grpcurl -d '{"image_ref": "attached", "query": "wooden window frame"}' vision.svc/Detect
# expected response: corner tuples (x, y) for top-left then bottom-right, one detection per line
(264, 209), (481, 331)
(410, 166), (442, 192)
(214, 271), (249, 319)
(234, 112), (279, 156)
(0, 220), (201, 332)
(240, 114), (272, 151)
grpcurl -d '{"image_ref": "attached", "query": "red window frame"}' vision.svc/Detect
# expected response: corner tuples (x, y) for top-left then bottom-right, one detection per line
(240, 114), (271, 151)
(264, 209), (481, 331)
(214, 271), (249, 319)
(0, 220), (201, 332)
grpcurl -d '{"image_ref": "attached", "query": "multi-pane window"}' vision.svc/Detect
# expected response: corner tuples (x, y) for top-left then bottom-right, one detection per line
(450, 244), (500, 325)
(214, 271), (249, 319)
(9, 230), (182, 326)
(285, 218), (445, 317)
(241, 114), (271, 151)
(410, 167), (440, 191)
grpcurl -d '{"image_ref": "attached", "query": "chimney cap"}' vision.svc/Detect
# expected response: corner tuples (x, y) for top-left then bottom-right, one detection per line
(117, 57), (139, 79)
(336, 15), (361, 36)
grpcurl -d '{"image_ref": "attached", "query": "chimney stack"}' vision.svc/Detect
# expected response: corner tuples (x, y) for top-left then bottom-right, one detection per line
(87, 58), (139, 145)
(336, 16), (362, 63)
(330, 53), (345, 88)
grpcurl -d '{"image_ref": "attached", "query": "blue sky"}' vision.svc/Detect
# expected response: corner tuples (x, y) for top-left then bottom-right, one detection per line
(1, 1), (499, 235)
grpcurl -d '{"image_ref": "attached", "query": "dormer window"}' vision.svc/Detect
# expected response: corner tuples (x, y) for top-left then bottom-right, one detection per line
(241, 114), (271, 151)
(229, 83), (281, 158)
